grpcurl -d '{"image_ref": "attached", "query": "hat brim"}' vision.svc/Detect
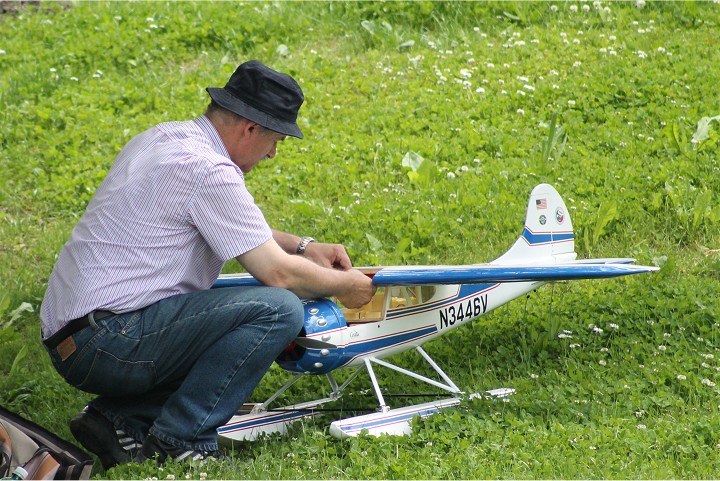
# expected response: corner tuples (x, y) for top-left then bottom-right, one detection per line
(207, 88), (304, 139)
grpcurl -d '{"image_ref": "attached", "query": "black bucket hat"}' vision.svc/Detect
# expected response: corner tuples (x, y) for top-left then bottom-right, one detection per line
(207, 60), (304, 139)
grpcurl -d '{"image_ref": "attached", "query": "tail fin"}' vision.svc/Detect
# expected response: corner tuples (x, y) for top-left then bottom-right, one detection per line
(492, 184), (576, 265)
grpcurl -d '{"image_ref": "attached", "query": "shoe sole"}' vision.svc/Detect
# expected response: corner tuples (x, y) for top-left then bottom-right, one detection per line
(69, 412), (132, 470)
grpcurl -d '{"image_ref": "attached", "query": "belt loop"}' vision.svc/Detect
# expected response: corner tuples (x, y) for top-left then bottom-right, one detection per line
(87, 311), (99, 330)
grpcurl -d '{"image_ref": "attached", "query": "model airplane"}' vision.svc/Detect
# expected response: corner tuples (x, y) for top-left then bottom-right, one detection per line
(212, 184), (658, 442)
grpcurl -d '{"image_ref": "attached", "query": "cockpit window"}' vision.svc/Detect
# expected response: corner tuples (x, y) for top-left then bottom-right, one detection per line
(339, 285), (437, 325)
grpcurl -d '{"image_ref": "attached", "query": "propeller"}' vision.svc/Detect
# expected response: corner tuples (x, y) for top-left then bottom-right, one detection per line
(293, 337), (338, 350)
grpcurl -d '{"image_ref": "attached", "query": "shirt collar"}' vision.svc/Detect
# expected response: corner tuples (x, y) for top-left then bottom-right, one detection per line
(194, 115), (230, 159)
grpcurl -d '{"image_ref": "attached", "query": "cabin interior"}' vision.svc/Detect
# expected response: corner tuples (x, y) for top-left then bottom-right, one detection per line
(339, 285), (436, 324)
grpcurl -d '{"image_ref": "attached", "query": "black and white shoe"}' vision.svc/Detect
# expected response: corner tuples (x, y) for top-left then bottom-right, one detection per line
(69, 406), (140, 470)
(139, 435), (224, 464)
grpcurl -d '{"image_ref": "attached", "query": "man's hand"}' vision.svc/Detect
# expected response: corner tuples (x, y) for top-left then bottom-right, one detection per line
(335, 269), (377, 309)
(303, 242), (353, 270)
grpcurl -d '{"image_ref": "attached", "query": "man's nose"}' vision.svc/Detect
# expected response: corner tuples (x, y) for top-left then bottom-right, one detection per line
(266, 144), (277, 159)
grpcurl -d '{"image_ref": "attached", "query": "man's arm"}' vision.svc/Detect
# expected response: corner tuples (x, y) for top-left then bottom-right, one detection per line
(271, 229), (353, 270)
(237, 238), (375, 308)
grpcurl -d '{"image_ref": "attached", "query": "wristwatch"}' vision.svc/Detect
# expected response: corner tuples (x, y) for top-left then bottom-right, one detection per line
(296, 236), (315, 255)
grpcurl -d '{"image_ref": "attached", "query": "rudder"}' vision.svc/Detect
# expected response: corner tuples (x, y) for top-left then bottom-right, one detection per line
(492, 184), (576, 265)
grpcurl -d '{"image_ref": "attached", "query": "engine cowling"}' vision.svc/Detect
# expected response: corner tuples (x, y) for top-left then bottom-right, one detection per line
(276, 298), (348, 374)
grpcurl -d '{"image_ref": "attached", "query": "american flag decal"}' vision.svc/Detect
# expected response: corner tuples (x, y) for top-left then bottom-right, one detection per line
(536, 198), (547, 210)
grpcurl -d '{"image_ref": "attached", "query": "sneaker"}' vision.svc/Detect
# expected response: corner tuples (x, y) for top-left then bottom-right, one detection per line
(69, 406), (141, 470)
(139, 434), (224, 464)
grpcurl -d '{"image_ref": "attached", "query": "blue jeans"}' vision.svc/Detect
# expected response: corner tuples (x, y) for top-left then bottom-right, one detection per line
(46, 286), (304, 451)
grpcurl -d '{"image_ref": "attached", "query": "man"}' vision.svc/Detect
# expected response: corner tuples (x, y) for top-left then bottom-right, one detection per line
(40, 60), (376, 468)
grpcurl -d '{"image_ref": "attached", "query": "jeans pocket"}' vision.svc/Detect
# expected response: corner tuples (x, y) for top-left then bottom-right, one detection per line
(76, 348), (157, 396)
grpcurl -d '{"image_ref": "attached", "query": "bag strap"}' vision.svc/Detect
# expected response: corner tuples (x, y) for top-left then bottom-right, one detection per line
(0, 423), (12, 477)
(21, 448), (60, 480)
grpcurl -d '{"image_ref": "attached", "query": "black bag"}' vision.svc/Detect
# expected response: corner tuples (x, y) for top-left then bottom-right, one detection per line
(0, 406), (92, 480)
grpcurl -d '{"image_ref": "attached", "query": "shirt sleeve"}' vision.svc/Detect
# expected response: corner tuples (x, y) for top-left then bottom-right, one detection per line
(188, 163), (273, 261)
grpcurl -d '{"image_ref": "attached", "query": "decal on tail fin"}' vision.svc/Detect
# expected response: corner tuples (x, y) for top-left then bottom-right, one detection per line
(492, 183), (576, 265)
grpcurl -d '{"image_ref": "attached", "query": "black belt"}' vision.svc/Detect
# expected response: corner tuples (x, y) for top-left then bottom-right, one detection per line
(43, 310), (116, 350)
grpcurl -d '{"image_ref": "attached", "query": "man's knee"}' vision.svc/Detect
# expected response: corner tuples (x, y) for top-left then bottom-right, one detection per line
(268, 288), (305, 334)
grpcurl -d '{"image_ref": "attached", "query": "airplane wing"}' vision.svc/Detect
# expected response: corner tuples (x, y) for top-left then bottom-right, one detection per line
(214, 273), (261, 288)
(369, 262), (659, 286)
(214, 260), (658, 289)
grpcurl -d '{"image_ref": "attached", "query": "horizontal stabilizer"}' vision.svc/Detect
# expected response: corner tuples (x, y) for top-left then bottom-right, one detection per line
(370, 263), (659, 286)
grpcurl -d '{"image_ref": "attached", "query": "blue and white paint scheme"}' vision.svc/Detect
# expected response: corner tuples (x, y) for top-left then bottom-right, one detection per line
(214, 184), (659, 442)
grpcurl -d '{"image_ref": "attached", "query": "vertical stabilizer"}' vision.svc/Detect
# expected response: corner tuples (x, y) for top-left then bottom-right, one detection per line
(492, 184), (576, 265)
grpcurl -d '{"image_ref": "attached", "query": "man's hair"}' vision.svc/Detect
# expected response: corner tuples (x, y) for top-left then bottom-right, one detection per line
(206, 100), (277, 136)
(206, 100), (245, 123)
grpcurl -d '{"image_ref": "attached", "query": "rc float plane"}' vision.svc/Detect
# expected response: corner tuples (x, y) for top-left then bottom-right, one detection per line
(212, 184), (658, 442)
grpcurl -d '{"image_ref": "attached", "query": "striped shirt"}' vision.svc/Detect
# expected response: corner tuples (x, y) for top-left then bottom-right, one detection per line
(41, 115), (272, 338)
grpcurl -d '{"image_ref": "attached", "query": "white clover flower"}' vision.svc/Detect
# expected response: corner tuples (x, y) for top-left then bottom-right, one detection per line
(568, 100), (576, 105)
(676, 374), (687, 380)
(599, 360), (607, 366)
(703, 354), (715, 359)
(570, 343), (580, 348)
(658, 345), (666, 351)
(530, 373), (539, 379)
(702, 379), (716, 387)
(593, 327), (604, 334)
(447, 172), (456, 179)
(609, 323), (619, 330)
(582, 4), (590, 11)
(637, 424), (647, 429)
(570, 5), (578, 12)
(516, 109), (525, 115)
(524, 85), (535, 91)
(146, 17), (154, 22)
(0, 49), (6, 55)
(475, 87), (485, 93)
(550, 5), (558, 11)
(516, 90), (526, 96)
(486, 62), (495, 68)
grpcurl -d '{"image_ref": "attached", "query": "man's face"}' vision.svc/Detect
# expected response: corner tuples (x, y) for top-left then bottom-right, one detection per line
(231, 124), (286, 173)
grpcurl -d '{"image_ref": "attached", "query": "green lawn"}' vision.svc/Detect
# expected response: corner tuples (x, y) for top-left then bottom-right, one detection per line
(2, 1), (720, 479)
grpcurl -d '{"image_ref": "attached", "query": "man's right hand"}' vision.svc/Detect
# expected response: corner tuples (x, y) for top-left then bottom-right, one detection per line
(335, 269), (377, 309)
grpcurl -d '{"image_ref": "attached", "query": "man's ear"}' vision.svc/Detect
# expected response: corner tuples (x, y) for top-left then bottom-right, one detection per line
(237, 119), (257, 138)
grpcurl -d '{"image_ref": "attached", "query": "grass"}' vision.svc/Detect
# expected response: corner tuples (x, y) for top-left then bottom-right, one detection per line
(1, 1), (720, 478)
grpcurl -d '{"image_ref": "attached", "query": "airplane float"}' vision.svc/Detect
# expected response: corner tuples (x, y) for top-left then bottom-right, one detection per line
(211, 184), (658, 443)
